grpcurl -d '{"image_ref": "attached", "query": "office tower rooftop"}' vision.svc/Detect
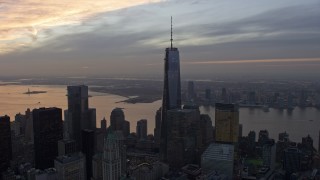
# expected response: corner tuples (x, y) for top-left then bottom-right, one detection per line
(201, 143), (234, 178)
(58, 139), (77, 156)
(55, 153), (86, 180)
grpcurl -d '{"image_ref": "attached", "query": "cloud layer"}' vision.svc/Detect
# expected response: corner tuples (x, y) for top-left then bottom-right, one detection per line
(0, 0), (160, 53)
(0, 0), (320, 79)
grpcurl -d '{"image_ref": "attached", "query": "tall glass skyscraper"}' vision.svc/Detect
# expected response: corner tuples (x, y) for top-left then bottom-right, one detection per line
(160, 17), (182, 161)
(33, 107), (63, 169)
(65, 85), (96, 151)
(215, 103), (239, 143)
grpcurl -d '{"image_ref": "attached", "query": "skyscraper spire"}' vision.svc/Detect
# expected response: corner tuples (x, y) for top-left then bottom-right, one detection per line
(171, 16), (173, 49)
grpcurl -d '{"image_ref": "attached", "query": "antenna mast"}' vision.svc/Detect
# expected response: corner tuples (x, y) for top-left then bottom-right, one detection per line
(171, 16), (173, 49)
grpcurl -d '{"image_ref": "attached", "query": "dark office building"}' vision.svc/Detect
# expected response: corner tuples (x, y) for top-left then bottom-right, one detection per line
(215, 103), (239, 143)
(0, 115), (12, 173)
(136, 119), (147, 140)
(110, 108), (125, 131)
(82, 129), (95, 180)
(65, 85), (96, 151)
(123, 120), (130, 138)
(239, 124), (243, 138)
(33, 108), (63, 169)
(258, 130), (270, 146)
(58, 139), (77, 156)
(283, 147), (301, 175)
(279, 131), (289, 142)
(101, 117), (107, 132)
(199, 114), (214, 147)
(248, 131), (256, 150)
(110, 108), (130, 137)
(154, 108), (162, 147)
(166, 109), (200, 169)
(248, 131), (256, 143)
(187, 81), (195, 101)
(301, 134), (313, 151)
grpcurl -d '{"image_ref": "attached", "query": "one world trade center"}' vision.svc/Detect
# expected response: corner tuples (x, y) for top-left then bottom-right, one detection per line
(160, 17), (181, 161)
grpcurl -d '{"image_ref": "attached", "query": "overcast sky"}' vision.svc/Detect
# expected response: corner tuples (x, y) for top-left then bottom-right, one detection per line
(0, 0), (320, 79)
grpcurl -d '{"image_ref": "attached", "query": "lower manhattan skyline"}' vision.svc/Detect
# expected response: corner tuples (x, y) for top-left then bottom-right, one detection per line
(1, 0), (320, 180)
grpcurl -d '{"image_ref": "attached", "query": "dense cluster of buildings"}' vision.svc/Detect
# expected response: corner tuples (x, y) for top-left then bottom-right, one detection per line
(184, 80), (320, 110)
(1, 23), (320, 180)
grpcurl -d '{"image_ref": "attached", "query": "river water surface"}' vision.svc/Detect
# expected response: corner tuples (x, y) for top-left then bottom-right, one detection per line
(1, 84), (319, 149)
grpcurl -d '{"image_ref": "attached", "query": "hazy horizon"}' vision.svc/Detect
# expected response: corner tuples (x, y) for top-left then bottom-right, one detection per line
(1, 0), (320, 79)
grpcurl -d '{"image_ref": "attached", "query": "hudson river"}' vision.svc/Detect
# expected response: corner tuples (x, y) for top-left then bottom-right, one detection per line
(1, 84), (319, 149)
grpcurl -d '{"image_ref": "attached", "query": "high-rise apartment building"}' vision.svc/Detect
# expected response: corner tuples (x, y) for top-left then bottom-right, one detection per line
(33, 107), (63, 169)
(215, 103), (239, 143)
(0, 115), (12, 173)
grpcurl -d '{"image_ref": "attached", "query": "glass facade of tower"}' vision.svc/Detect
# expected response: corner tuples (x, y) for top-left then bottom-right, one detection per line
(164, 47), (181, 110)
(65, 85), (96, 151)
(215, 103), (239, 143)
(161, 47), (181, 161)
